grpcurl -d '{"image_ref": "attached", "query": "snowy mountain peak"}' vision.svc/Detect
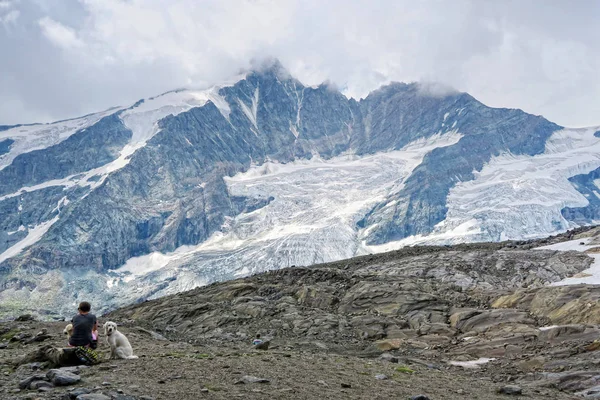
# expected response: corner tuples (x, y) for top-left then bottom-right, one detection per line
(0, 64), (597, 318)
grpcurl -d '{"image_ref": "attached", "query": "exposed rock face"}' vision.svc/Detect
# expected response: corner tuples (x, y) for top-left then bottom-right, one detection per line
(493, 284), (600, 325)
(110, 243), (592, 345)
(563, 166), (600, 223)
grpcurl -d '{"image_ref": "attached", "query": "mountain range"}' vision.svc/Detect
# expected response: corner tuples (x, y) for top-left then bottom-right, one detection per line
(0, 60), (599, 317)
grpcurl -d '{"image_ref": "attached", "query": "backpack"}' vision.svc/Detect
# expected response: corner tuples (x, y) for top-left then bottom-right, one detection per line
(74, 346), (100, 365)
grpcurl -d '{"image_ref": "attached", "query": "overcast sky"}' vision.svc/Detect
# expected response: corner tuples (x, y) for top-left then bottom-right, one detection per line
(1, 0), (598, 127)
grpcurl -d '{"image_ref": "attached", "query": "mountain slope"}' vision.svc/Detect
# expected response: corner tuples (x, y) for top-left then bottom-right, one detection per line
(0, 61), (598, 316)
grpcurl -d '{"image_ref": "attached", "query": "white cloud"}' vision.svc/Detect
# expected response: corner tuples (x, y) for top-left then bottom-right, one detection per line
(38, 16), (83, 49)
(417, 82), (460, 98)
(0, 0), (598, 127)
(0, 0), (20, 28)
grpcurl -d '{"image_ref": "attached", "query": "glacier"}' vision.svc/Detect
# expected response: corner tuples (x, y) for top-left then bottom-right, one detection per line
(104, 131), (464, 301)
(368, 126), (600, 250)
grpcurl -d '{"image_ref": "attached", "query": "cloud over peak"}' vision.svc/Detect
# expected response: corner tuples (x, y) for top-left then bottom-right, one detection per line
(0, 0), (598, 127)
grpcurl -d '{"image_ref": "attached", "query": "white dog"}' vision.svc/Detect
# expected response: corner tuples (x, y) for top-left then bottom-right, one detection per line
(103, 321), (138, 360)
(63, 323), (73, 339)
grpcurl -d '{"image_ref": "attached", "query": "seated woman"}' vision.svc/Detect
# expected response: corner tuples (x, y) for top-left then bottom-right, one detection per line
(69, 301), (98, 349)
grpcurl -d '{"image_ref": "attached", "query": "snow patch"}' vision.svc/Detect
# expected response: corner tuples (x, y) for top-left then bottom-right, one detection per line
(0, 108), (121, 171)
(6, 225), (26, 236)
(449, 358), (495, 368)
(115, 251), (177, 282)
(51, 196), (69, 213)
(538, 325), (560, 331)
(535, 238), (600, 286)
(114, 86), (234, 178)
(121, 86), (231, 147)
(238, 87), (260, 130)
(0, 216), (59, 263)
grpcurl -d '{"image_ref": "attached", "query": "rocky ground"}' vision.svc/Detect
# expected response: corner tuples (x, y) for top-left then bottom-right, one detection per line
(0, 320), (578, 400)
(3, 226), (600, 399)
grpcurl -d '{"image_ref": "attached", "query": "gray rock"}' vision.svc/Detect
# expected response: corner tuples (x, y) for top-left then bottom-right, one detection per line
(76, 395), (111, 400)
(16, 362), (46, 373)
(108, 394), (136, 400)
(375, 374), (388, 380)
(19, 374), (47, 389)
(576, 385), (600, 399)
(453, 309), (533, 333)
(235, 375), (270, 384)
(134, 327), (168, 341)
(66, 388), (93, 399)
(379, 353), (399, 363)
(47, 368), (81, 386)
(10, 332), (32, 342)
(59, 365), (87, 375)
(30, 380), (53, 390)
(496, 385), (523, 395)
(253, 340), (270, 350)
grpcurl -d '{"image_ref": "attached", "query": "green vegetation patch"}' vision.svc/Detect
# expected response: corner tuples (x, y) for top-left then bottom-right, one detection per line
(394, 365), (415, 374)
(0, 329), (18, 341)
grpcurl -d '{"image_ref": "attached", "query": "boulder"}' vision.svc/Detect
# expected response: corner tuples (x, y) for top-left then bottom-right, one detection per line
(496, 385), (522, 395)
(453, 309), (533, 333)
(19, 374), (47, 389)
(30, 380), (54, 390)
(379, 353), (399, 363)
(253, 340), (270, 350)
(47, 368), (81, 386)
(374, 339), (402, 351)
(65, 388), (93, 399)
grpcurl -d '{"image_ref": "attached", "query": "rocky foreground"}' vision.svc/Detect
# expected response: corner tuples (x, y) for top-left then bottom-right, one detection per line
(3, 227), (600, 399)
(0, 319), (579, 400)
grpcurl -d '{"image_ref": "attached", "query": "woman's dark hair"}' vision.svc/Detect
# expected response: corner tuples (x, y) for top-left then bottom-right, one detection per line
(78, 301), (91, 312)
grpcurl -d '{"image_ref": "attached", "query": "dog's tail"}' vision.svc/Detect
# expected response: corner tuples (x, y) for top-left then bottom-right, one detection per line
(126, 355), (139, 359)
